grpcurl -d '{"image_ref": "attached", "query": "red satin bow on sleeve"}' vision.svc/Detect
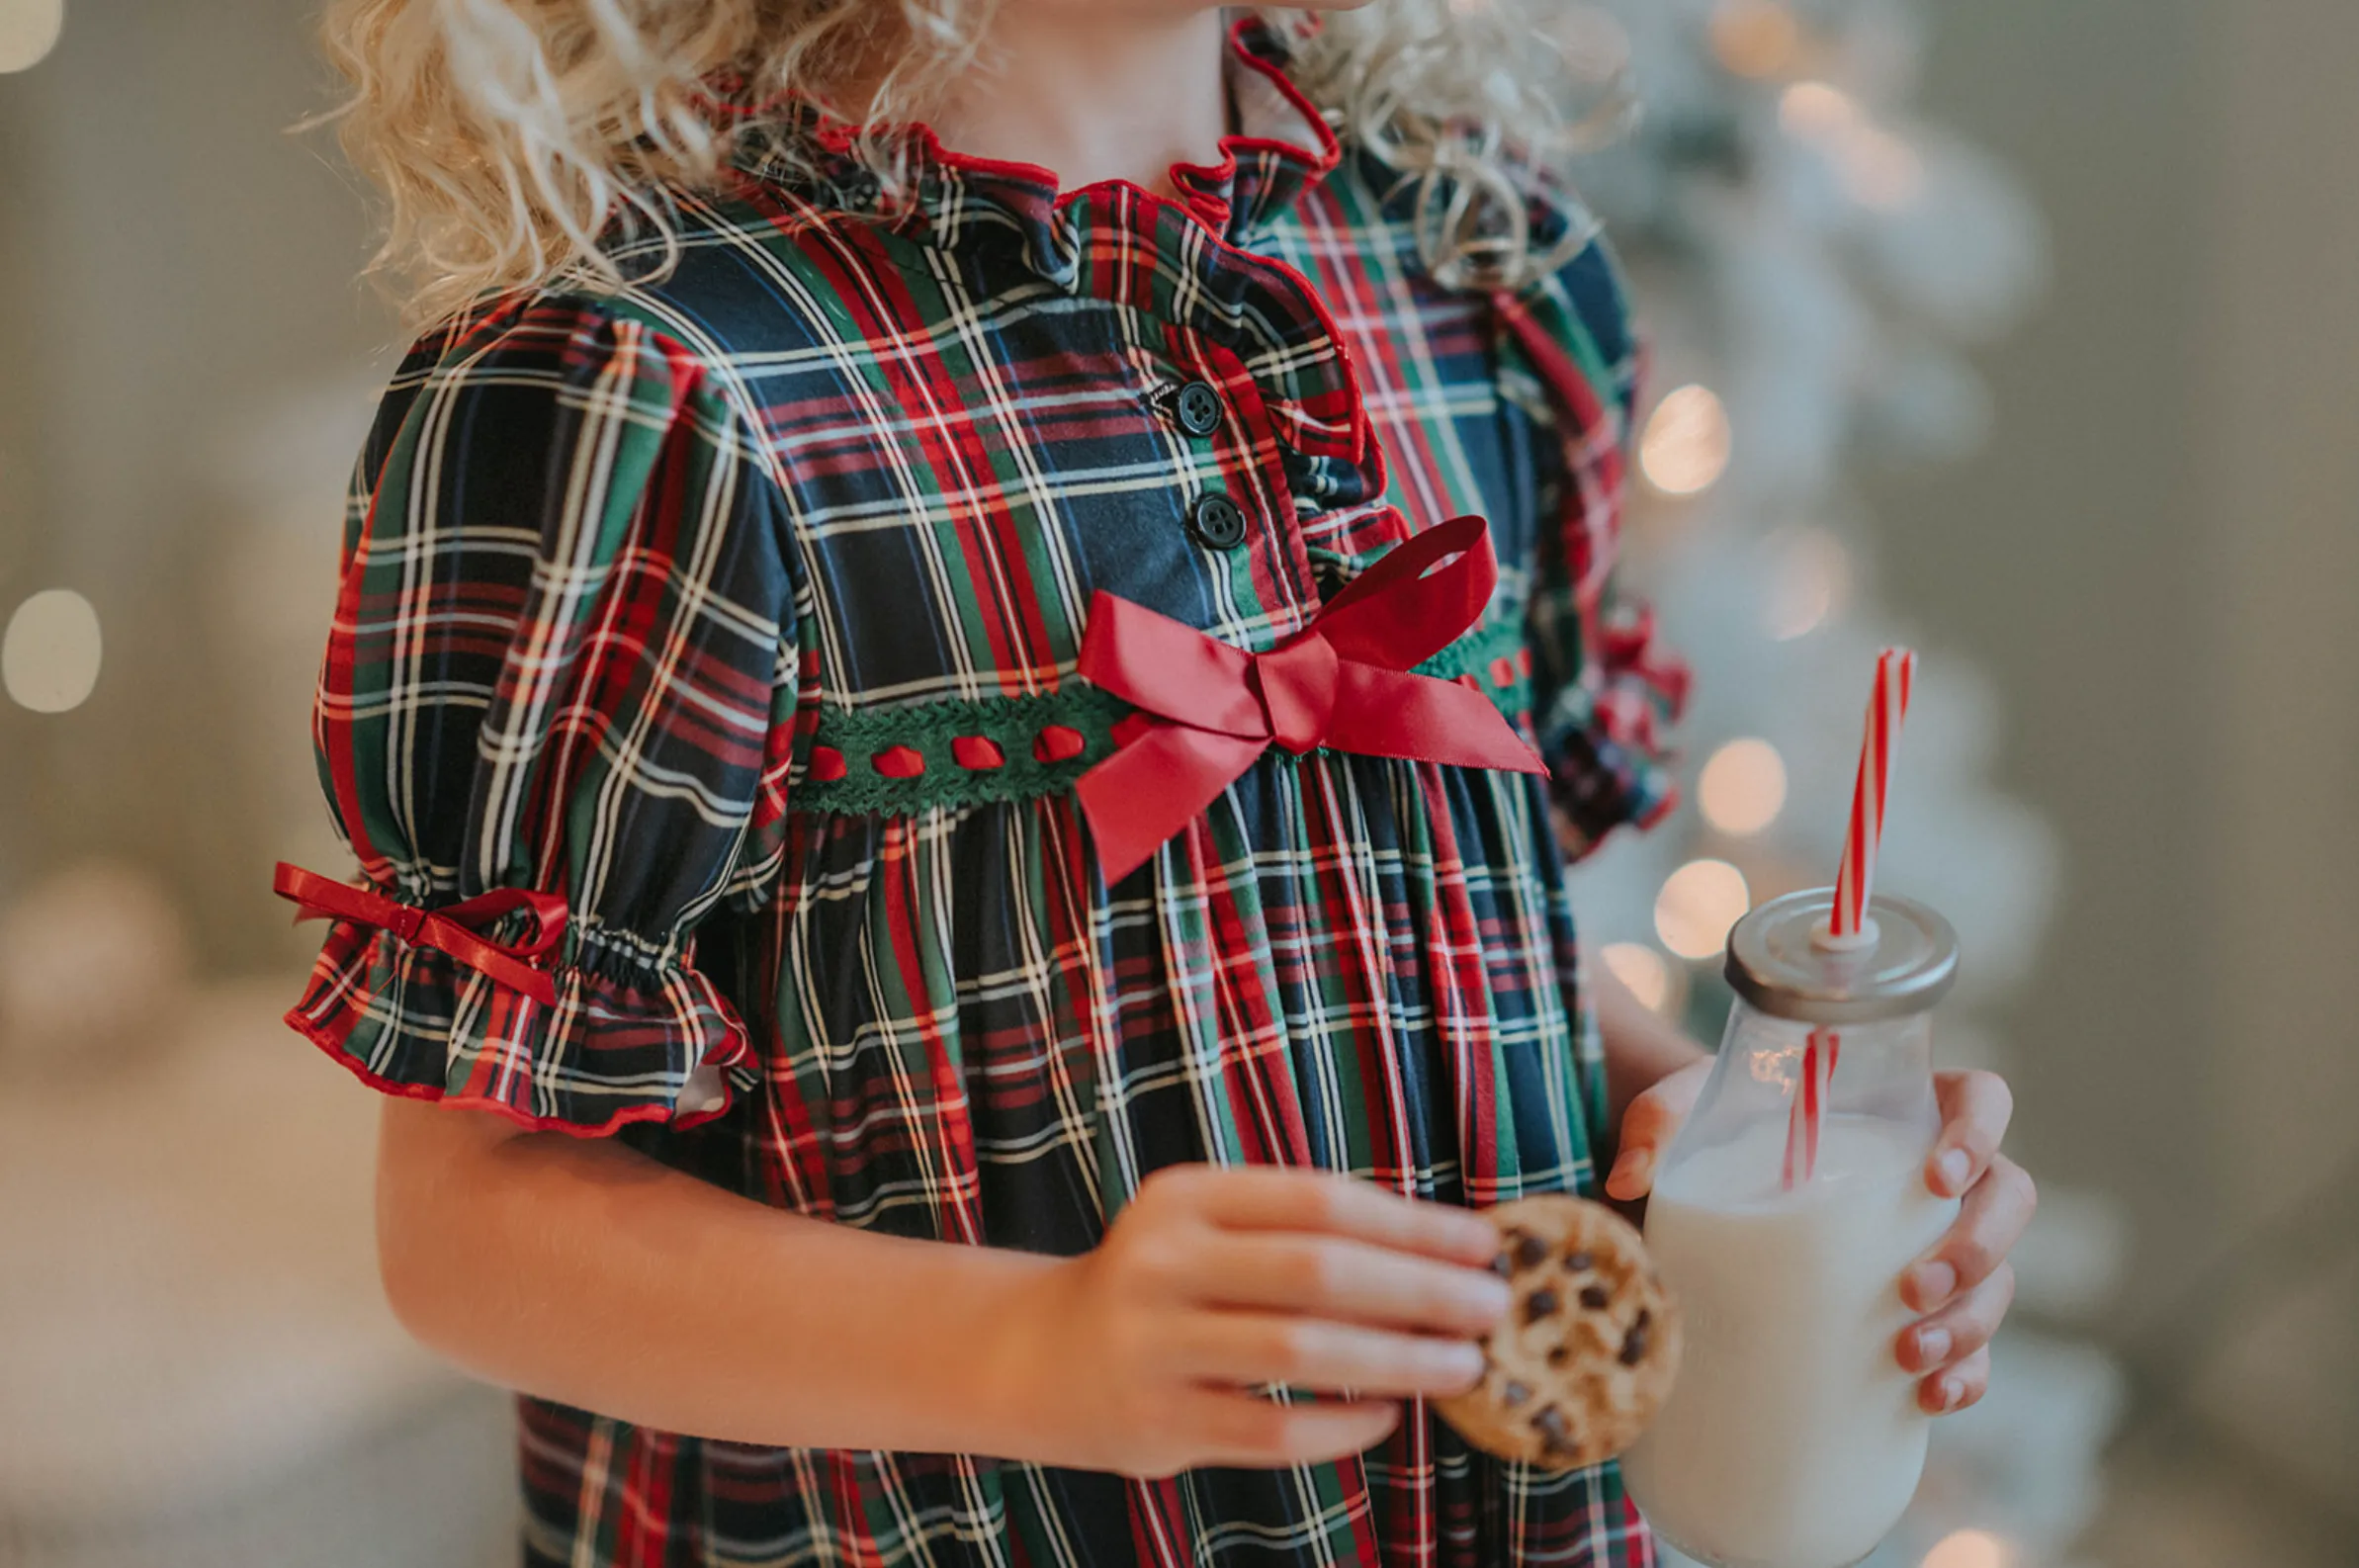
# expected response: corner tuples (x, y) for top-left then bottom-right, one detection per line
(1075, 515), (1546, 882)
(273, 862), (568, 1006)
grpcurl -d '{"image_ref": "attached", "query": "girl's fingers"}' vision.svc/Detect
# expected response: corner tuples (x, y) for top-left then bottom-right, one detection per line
(1149, 1165), (1497, 1266)
(1171, 1309), (1487, 1398)
(1904, 1154), (2036, 1312)
(1189, 1232), (1511, 1337)
(1918, 1345), (1992, 1416)
(1897, 1263), (2015, 1375)
(1180, 1387), (1404, 1469)
(1927, 1071), (2015, 1197)
(1606, 1064), (1709, 1201)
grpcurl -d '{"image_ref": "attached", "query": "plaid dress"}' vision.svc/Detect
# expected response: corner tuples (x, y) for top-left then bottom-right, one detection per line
(285, 24), (1686, 1568)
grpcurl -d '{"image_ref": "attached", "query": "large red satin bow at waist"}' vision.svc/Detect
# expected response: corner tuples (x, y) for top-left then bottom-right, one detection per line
(1075, 515), (1547, 882)
(273, 862), (568, 1005)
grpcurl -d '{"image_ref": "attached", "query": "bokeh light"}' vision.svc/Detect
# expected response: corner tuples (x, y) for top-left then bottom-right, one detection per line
(1546, 5), (1636, 110)
(1654, 859), (1753, 961)
(3, 588), (104, 713)
(1699, 738), (1789, 835)
(1921, 1529), (2015, 1568)
(1598, 942), (1672, 1014)
(1842, 126), (1926, 211)
(0, 0), (64, 73)
(1778, 75), (1926, 214)
(1639, 384), (1733, 496)
(1709, 0), (1801, 79)
(1765, 527), (1852, 640)
(1780, 80), (1861, 140)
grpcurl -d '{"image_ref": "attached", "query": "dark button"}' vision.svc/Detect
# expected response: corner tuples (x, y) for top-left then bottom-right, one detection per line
(1187, 491), (1249, 551)
(1174, 381), (1224, 437)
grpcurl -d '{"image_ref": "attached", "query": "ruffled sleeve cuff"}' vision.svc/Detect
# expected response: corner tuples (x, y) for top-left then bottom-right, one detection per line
(283, 890), (757, 1137)
(1535, 601), (1693, 856)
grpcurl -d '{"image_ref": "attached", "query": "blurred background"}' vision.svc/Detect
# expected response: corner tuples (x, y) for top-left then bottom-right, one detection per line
(0, 1), (2352, 1565)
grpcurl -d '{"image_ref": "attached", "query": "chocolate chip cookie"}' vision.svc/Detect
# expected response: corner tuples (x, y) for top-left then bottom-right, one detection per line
(1435, 1194), (1681, 1471)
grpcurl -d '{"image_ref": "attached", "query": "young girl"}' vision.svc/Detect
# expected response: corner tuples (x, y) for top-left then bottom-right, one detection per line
(283, 3), (2034, 1563)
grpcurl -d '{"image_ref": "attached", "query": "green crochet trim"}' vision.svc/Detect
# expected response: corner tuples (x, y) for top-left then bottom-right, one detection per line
(797, 686), (1133, 814)
(1414, 614), (1530, 712)
(796, 617), (1532, 816)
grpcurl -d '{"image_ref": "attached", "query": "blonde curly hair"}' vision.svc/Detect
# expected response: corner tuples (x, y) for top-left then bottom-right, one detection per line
(320, 1), (1627, 329)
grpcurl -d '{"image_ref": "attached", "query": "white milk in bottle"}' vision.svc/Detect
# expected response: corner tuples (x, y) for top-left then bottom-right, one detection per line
(1622, 891), (1961, 1568)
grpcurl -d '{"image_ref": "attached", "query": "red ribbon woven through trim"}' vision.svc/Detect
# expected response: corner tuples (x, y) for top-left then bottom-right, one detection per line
(1075, 515), (1547, 882)
(273, 862), (568, 1006)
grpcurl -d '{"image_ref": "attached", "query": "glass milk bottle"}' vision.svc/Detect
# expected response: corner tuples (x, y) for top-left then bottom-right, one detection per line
(1623, 889), (1961, 1568)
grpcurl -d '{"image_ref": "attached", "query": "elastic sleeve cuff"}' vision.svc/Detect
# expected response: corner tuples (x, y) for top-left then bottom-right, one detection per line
(1537, 601), (1692, 857)
(284, 916), (757, 1137)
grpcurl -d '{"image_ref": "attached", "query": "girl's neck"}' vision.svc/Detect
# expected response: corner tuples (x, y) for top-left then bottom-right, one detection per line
(930, 7), (1231, 198)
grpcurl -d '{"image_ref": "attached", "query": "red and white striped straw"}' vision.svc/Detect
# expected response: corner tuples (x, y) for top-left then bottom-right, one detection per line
(1830, 648), (1916, 939)
(1784, 1028), (1842, 1189)
(1786, 648), (1917, 1189)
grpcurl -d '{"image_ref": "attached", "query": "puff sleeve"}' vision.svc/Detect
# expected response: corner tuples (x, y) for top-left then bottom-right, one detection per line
(282, 297), (794, 1134)
(1498, 229), (1692, 856)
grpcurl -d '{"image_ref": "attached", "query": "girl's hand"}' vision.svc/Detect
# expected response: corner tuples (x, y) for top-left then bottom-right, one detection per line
(1601, 1057), (1711, 1206)
(1604, 1065), (2035, 1417)
(995, 1165), (1512, 1478)
(1894, 1072), (2035, 1414)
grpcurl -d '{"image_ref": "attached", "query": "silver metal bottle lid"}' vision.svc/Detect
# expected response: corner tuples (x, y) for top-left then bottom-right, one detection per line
(1724, 888), (1959, 1024)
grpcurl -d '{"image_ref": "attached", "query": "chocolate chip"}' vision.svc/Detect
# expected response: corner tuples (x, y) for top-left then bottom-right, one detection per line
(1502, 1379), (1531, 1407)
(1514, 1233), (1549, 1269)
(1578, 1284), (1612, 1311)
(1523, 1287), (1559, 1325)
(1531, 1405), (1572, 1442)
(1619, 1323), (1651, 1366)
(1546, 1346), (1569, 1367)
(1563, 1250), (1595, 1271)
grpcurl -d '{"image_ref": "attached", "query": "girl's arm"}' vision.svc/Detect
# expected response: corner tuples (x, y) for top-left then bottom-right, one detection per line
(375, 1097), (1511, 1477)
